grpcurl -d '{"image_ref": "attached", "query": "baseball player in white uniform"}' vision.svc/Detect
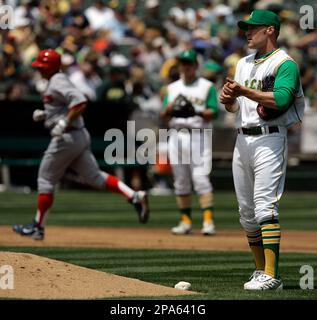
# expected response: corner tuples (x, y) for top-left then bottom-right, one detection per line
(161, 49), (219, 236)
(13, 49), (149, 240)
(220, 10), (305, 290)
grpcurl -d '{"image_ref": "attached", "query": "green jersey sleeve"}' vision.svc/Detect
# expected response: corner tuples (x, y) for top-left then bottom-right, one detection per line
(206, 85), (219, 118)
(163, 93), (169, 108)
(273, 60), (300, 110)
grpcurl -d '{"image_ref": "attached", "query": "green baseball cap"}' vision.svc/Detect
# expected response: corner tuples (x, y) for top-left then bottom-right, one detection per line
(178, 49), (197, 63)
(238, 9), (281, 31)
(204, 60), (223, 72)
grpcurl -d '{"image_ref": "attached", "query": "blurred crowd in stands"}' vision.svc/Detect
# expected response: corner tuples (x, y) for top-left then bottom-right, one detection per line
(1, 0), (317, 152)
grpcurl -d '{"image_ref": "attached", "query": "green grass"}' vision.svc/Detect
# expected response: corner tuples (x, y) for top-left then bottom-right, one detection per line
(0, 191), (317, 230)
(1, 246), (316, 300)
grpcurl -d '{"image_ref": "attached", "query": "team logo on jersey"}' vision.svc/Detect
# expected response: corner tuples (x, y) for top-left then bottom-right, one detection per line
(244, 79), (262, 91)
(181, 95), (205, 107)
(43, 95), (53, 103)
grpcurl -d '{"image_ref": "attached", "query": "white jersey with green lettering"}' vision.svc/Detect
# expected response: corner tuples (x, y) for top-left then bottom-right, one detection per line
(234, 48), (305, 128)
(232, 48), (306, 233)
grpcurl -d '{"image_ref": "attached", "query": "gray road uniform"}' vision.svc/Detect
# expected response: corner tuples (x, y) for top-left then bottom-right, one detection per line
(38, 72), (106, 193)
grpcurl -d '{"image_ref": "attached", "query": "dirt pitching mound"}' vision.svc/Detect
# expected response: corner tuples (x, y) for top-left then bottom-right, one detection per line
(0, 252), (195, 299)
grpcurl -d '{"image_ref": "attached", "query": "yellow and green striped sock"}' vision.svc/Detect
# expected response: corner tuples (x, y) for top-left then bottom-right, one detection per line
(201, 207), (214, 224)
(245, 229), (265, 270)
(176, 195), (192, 224)
(180, 208), (192, 224)
(199, 193), (215, 224)
(261, 221), (281, 278)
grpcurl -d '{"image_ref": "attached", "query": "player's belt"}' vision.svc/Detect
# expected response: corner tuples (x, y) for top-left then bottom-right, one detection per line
(237, 126), (279, 135)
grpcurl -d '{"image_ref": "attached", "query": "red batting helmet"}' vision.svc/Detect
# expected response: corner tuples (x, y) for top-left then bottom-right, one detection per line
(32, 49), (61, 74)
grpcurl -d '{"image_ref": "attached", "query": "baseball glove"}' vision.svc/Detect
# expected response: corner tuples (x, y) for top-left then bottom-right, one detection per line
(171, 94), (196, 118)
(257, 76), (292, 121)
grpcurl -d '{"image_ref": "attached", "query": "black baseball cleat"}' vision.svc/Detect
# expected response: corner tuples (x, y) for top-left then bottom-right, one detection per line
(129, 191), (150, 224)
(12, 220), (45, 240)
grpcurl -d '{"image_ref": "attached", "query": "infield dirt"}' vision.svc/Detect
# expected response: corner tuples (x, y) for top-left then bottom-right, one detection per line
(1, 226), (317, 253)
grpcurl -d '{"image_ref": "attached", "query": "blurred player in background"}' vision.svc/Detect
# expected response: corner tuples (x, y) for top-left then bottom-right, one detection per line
(161, 49), (219, 235)
(13, 49), (150, 240)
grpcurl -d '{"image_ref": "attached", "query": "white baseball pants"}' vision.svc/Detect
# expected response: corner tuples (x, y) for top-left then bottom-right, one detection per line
(232, 128), (288, 232)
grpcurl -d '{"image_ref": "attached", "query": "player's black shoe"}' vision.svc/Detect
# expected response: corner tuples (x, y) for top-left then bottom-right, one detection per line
(12, 220), (45, 240)
(129, 191), (150, 224)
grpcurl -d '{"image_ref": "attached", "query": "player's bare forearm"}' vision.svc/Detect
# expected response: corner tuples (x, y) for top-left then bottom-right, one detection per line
(224, 78), (278, 109)
(242, 87), (278, 109)
(66, 102), (87, 122)
(220, 90), (239, 113)
(225, 101), (239, 113)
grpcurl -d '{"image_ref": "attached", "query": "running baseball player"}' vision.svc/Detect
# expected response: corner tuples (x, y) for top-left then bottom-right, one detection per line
(161, 49), (219, 235)
(13, 49), (149, 240)
(220, 10), (305, 290)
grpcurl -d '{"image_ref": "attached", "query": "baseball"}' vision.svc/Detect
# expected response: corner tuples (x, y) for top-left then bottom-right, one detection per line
(174, 281), (191, 290)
